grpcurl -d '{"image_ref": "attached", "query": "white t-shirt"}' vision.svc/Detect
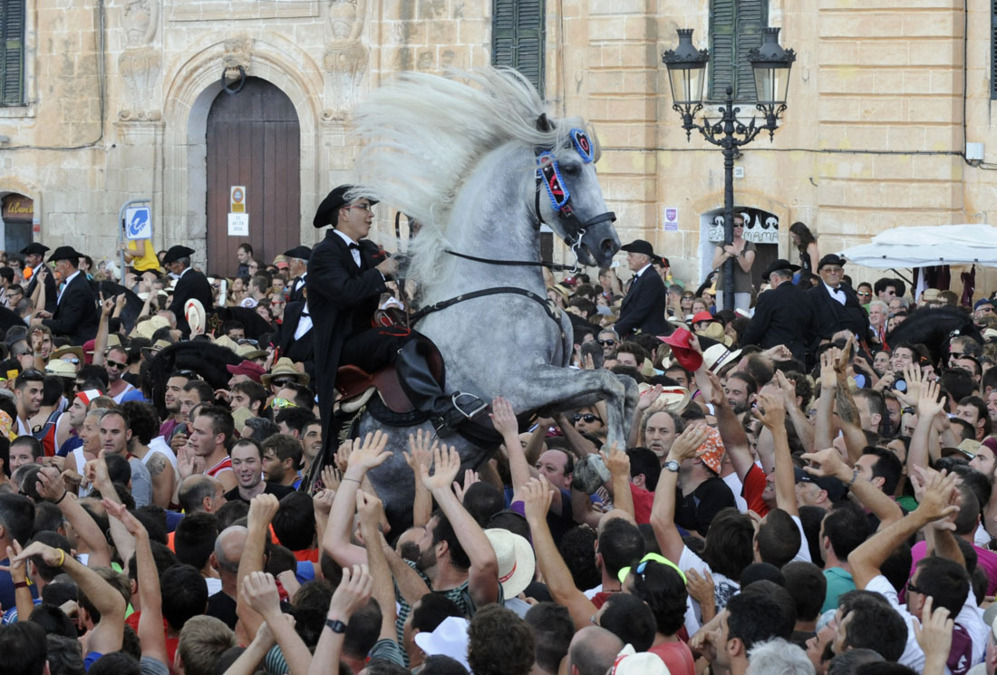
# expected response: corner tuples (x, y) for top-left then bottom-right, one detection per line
(722, 472), (748, 513)
(145, 436), (178, 470)
(678, 545), (740, 635)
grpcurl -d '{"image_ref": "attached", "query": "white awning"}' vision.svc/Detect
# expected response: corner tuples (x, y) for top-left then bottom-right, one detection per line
(837, 224), (997, 269)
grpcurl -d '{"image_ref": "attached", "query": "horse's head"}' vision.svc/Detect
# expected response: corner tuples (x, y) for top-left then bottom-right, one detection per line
(535, 120), (620, 267)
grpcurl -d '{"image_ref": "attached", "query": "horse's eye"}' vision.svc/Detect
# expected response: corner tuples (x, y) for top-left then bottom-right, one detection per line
(562, 163), (582, 177)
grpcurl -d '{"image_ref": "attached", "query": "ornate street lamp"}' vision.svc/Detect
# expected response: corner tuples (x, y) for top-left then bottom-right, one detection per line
(663, 27), (795, 311)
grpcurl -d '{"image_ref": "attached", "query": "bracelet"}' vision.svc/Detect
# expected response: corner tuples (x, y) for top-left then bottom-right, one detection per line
(845, 468), (859, 490)
(53, 491), (68, 505)
(13, 581), (27, 589)
(56, 549), (66, 568)
(343, 477), (361, 484)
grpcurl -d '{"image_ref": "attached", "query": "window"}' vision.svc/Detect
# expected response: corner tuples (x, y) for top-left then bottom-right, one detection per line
(492, 0), (545, 97)
(708, 0), (767, 102)
(0, 0), (25, 106)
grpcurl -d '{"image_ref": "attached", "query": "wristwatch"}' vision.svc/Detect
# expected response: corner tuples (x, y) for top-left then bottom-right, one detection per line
(663, 460), (680, 473)
(325, 618), (348, 634)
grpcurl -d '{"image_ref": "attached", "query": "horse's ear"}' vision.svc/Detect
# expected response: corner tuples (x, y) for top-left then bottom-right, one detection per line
(587, 123), (602, 163)
(536, 113), (555, 132)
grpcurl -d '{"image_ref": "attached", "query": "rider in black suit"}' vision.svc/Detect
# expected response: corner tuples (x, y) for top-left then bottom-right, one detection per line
(614, 239), (669, 339)
(741, 258), (810, 362)
(805, 254), (869, 356)
(309, 185), (487, 453)
(284, 245), (311, 304)
(21, 242), (58, 315)
(164, 245), (214, 337)
(36, 246), (99, 345)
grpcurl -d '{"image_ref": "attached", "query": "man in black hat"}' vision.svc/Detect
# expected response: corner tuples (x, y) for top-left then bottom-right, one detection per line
(20, 242), (57, 314)
(614, 239), (668, 338)
(284, 245), (311, 304)
(32, 246), (98, 345)
(741, 258), (810, 361)
(308, 185), (486, 452)
(805, 254), (868, 355)
(163, 245), (213, 337)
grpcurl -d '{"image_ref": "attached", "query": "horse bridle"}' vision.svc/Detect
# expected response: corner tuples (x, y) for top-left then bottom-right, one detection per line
(534, 127), (617, 254)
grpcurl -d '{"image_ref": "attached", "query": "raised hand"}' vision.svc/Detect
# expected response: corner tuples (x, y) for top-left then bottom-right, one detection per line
(241, 570), (282, 619)
(916, 379), (945, 420)
(915, 470), (962, 525)
(347, 431), (391, 473)
(313, 489), (335, 518)
(490, 397), (519, 438)
(420, 444), (462, 492)
(636, 384), (664, 412)
(321, 465), (341, 493)
(819, 350), (837, 391)
(452, 469), (480, 503)
(328, 564), (373, 619)
(11, 540), (64, 567)
(334, 439), (353, 474)
(685, 568), (716, 611)
(403, 430), (434, 477)
(912, 596), (954, 662)
(355, 489), (386, 530)
(521, 476), (554, 522)
(248, 493), (281, 530)
(36, 466), (68, 503)
(800, 447), (851, 483)
(103, 498), (146, 538)
(668, 424), (710, 462)
(753, 393), (787, 430)
(600, 442), (630, 477)
(772, 370), (798, 408)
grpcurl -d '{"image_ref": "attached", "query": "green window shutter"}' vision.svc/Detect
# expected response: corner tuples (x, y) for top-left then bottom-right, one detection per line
(734, 0), (767, 102)
(492, 0), (545, 96)
(709, 0), (768, 102)
(0, 0), (25, 106)
(709, 0), (735, 101)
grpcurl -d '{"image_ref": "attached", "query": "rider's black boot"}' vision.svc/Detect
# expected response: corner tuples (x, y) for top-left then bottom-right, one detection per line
(394, 341), (488, 437)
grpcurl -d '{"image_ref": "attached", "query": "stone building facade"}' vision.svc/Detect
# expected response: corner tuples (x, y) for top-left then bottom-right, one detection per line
(0, 0), (995, 290)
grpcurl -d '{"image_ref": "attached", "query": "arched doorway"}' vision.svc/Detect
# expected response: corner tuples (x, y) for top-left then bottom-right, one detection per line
(698, 206), (780, 291)
(206, 77), (300, 276)
(1, 193), (34, 254)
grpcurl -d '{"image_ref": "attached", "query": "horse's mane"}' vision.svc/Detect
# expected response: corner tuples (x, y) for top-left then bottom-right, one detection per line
(349, 68), (567, 287)
(885, 306), (981, 363)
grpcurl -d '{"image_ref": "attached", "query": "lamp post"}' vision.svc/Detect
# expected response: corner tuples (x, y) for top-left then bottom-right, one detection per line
(663, 27), (795, 312)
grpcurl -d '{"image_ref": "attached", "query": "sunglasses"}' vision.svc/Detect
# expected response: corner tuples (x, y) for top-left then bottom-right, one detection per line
(106, 360), (127, 369)
(597, 339), (616, 347)
(271, 378), (296, 388)
(573, 413), (602, 424)
(271, 397), (297, 410)
(906, 579), (925, 595)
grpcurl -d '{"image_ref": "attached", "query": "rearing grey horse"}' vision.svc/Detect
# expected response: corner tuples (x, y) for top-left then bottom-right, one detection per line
(343, 68), (639, 525)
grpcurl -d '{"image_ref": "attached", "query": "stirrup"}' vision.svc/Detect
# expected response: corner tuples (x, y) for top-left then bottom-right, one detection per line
(341, 386), (377, 414)
(452, 392), (488, 420)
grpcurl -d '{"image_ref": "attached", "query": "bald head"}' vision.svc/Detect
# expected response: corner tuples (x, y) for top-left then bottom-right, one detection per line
(567, 626), (623, 675)
(214, 525), (247, 575)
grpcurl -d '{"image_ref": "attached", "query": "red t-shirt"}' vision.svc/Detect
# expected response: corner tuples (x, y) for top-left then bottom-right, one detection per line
(742, 464), (770, 517)
(648, 641), (696, 675)
(631, 484), (654, 524)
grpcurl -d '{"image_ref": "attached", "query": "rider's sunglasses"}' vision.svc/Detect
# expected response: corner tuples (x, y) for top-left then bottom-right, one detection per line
(573, 413), (602, 424)
(597, 339), (616, 347)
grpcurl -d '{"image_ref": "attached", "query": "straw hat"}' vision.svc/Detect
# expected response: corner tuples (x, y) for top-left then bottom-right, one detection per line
(184, 299), (206, 335)
(44, 359), (77, 380)
(261, 357), (310, 387)
(484, 529), (535, 599)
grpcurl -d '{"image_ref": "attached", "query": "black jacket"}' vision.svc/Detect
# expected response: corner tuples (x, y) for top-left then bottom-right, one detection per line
(307, 231), (387, 454)
(615, 268), (669, 338)
(42, 272), (99, 345)
(278, 300), (315, 381)
(741, 281), (811, 362)
(806, 283), (869, 347)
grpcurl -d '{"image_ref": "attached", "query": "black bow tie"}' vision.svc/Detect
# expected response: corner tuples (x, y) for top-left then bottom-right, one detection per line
(348, 243), (360, 250)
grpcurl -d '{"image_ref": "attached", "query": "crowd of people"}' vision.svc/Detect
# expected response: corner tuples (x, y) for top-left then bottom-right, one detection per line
(0, 198), (995, 675)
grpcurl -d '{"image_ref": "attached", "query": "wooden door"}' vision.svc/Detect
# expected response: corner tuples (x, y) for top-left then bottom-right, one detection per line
(206, 77), (300, 277)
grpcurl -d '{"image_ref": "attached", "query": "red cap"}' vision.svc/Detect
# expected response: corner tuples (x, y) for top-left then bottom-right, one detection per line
(691, 311), (715, 324)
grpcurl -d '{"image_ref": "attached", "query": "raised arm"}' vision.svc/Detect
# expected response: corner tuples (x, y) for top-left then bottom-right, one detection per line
(814, 351), (838, 452)
(402, 430), (434, 528)
(848, 470), (959, 589)
(602, 443), (634, 519)
(356, 490), (398, 642)
(104, 500), (167, 665)
(521, 477), (597, 630)
(16, 540), (125, 655)
(706, 370), (754, 481)
(802, 447), (903, 529)
(773, 370), (815, 453)
(321, 433), (391, 568)
(754, 393), (797, 516)
(242, 571), (312, 675)
(909, 380), (944, 475)
(832, 343), (869, 464)
(235, 493), (281, 637)
(308, 565), (373, 675)
(650, 425), (711, 563)
(420, 444), (499, 607)
(35, 466), (111, 568)
(491, 397), (533, 502)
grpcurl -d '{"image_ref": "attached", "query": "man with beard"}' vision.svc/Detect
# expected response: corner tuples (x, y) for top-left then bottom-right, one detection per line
(724, 372), (757, 416)
(671, 424), (736, 537)
(13, 369), (44, 437)
(159, 370), (192, 439)
(103, 344), (136, 403)
(223, 439), (294, 504)
(260, 434), (303, 490)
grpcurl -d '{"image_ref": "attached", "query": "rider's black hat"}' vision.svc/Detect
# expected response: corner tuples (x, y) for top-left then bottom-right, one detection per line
(313, 185), (378, 229)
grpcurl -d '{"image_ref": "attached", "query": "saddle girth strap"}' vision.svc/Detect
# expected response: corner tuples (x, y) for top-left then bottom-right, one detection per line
(409, 286), (559, 326)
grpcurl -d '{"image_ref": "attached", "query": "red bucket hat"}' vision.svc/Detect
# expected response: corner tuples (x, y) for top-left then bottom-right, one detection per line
(659, 327), (703, 372)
